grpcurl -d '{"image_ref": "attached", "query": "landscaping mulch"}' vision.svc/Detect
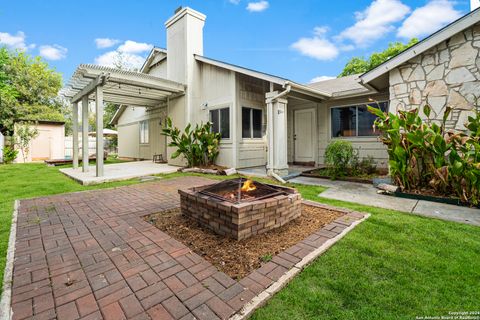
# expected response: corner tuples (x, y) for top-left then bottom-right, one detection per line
(145, 204), (344, 279)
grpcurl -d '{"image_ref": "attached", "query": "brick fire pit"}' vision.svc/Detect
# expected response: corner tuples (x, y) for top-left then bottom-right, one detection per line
(178, 178), (302, 240)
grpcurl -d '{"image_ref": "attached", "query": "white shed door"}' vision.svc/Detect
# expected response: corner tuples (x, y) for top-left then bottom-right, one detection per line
(294, 109), (315, 163)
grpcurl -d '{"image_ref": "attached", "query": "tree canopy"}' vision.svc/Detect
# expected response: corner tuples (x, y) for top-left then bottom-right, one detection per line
(338, 38), (419, 77)
(0, 47), (64, 135)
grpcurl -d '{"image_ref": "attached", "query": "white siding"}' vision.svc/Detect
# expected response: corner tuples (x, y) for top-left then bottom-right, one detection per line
(236, 74), (269, 168)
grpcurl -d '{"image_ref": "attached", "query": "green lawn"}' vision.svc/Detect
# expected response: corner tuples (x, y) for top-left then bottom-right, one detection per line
(0, 163), (479, 319)
(252, 195), (480, 319)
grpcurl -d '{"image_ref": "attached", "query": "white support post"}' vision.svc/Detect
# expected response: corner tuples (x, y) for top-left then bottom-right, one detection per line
(266, 91), (288, 176)
(272, 98), (288, 175)
(72, 102), (79, 169)
(266, 99), (274, 173)
(82, 95), (89, 172)
(95, 85), (104, 177)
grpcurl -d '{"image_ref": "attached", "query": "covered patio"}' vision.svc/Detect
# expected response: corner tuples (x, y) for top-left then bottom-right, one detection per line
(60, 64), (185, 179)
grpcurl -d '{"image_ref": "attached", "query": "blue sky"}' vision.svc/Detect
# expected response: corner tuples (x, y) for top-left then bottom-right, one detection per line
(0, 0), (471, 84)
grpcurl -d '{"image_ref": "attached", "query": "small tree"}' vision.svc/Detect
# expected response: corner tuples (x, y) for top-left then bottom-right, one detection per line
(14, 122), (39, 163)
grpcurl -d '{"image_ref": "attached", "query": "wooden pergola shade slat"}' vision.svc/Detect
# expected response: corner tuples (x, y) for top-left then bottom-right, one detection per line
(60, 64), (186, 177)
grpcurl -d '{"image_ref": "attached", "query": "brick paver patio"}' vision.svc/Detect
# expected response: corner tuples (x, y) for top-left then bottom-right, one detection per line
(8, 177), (365, 320)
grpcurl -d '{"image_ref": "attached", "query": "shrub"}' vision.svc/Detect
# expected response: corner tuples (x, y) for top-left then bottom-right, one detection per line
(2, 146), (18, 164)
(369, 104), (480, 205)
(162, 118), (221, 167)
(325, 140), (354, 178)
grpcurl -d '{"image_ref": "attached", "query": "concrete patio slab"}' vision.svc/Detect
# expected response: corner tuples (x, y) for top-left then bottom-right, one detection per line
(60, 161), (179, 185)
(290, 176), (480, 227)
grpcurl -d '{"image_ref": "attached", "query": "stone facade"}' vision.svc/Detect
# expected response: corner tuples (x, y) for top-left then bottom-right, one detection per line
(389, 23), (480, 130)
(179, 184), (302, 240)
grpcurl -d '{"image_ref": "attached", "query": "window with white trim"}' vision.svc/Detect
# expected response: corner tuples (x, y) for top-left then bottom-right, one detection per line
(209, 107), (230, 139)
(140, 120), (149, 144)
(331, 101), (388, 137)
(242, 107), (262, 139)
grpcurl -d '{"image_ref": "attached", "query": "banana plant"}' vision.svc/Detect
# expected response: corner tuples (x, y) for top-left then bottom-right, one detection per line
(368, 103), (480, 205)
(162, 117), (221, 167)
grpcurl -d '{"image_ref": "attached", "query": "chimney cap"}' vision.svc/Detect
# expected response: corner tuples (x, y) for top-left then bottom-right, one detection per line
(165, 7), (206, 28)
(174, 6), (182, 14)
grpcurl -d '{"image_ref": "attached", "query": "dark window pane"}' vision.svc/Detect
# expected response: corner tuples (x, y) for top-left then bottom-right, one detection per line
(210, 110), (219, 133)
(331, 107), (356, 137)
(357, 102), (388, 136)
(252, 109), (262, 138)
(242, 107), (251, 138)
(220, 108), (230, 139)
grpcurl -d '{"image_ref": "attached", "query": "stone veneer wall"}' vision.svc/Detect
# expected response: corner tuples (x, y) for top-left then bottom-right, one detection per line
(389, 23), (480, 130)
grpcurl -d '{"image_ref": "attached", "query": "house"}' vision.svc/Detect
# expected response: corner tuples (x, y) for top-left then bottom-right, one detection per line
(14, 120), (65, 163)
(62, 6), (480, 178)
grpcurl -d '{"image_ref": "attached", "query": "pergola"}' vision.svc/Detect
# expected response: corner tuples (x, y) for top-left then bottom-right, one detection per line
(61, 64), (185, 177)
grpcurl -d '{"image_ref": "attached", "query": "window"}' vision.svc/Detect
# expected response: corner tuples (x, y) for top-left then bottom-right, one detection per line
(242, 107), (263, 138)
(209, 107), (230, 139)
(331, 101), (388, 137)
(140, 120), (149, 144)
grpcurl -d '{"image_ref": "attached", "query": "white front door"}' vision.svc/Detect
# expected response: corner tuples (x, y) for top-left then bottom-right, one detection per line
(294, 108), (315, 163)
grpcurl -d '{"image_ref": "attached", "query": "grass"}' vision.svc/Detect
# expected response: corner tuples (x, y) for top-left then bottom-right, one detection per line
(251, 193), (480, 319)
(0, 163), (479, 319)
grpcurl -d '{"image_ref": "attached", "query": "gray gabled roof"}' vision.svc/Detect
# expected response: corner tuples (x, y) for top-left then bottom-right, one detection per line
(360, 7), (480, 86)
(307, 74), (372, 97)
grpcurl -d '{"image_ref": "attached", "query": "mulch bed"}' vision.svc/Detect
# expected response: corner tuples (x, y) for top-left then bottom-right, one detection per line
(145, 204), (344, 279)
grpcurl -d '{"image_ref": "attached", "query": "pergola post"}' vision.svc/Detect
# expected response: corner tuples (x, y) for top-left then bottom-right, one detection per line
(95, 85), (104, 177)
(72, 101), (79, 169)
(82, 95), (89, 172)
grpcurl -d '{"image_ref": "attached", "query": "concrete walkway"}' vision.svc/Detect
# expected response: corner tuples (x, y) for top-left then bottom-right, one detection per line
(290, 176), (480, 227)
(60, 161), (179, 185)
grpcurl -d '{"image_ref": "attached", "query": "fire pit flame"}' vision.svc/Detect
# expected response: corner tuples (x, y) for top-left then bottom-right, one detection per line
(241, 179), (256, 192)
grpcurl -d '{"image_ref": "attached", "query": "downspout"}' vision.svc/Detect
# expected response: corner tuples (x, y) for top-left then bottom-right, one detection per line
(266, 83), (291, 183)
(266, 83), (291, 103)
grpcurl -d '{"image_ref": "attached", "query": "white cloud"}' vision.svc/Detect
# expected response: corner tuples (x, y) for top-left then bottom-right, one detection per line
(229, 0), (241, 4)
(39, 45), (67, 60)
(117, 40), (153, 53)
(310, 76), (336, 83)
(0, 31), (35, 50)
(94, 51), (146, 71)
(246, 1), (269, 12)
(397, 0), (462, 39)
(291, 26), (339, 60)
(338, 0), (411, 47)
(95, 38), (121, 49)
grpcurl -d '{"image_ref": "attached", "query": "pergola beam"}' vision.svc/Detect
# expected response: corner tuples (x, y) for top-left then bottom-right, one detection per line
(71, 73), (109, 103)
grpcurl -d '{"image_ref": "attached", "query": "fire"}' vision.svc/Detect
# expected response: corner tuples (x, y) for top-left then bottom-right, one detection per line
(241, 179), (256, 192)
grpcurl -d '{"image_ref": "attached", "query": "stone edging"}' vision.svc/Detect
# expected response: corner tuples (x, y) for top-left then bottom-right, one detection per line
(230, 201), (370, 320)
(0, 200), (19, 320)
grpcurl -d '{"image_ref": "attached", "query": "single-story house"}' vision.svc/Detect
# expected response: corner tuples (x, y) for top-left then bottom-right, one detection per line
(14, 120), (65, 163)
(61, 5), (480, 177)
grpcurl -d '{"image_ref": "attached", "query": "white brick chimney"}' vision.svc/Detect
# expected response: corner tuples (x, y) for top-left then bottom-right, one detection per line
(165, 7), (206, 123)
(165, 7), (205, 84)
